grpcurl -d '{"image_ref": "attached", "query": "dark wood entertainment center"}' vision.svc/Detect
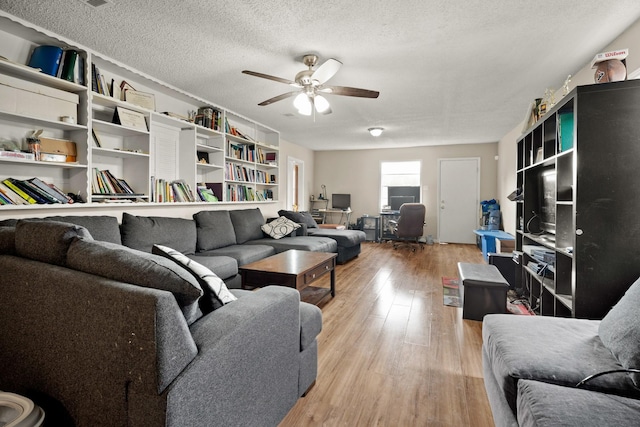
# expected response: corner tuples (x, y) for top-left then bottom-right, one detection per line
(516, 79), (640, 319)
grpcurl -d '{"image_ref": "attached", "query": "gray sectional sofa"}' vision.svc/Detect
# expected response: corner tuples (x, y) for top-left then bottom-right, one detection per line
(0, 218), (323, 426)
(482, 277), (640, 426)
(0, 207), (344, 288)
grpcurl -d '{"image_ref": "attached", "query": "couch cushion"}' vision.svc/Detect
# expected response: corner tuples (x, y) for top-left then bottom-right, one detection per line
(121, 213), (197, 254)
(45, 215), (122, 244)
(153, 244), (237, 313)
(482, 314), (638, 415)
(307, 228), (366, 247)
(229, 208), (265, 244)
(245, 236), (337, 254)
(193, 210), (237, 251)
(278, 210), (318, 229)
(0, 226), (15, 254)
(15, 220), (92, 266)
(186, 254), (238, 280)
(261, 216), (301, 239)
(199, 244), (275, 266)
(517, 379), (640, 427)
(66, 237), (203, 324)
(599, 277), (640, 387)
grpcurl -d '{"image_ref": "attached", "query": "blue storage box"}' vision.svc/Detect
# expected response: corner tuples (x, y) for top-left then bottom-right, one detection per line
(28, 45), (63, 76)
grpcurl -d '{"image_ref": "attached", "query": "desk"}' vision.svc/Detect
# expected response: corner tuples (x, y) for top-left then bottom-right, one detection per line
(318, 209), (351, 226)
(379, 211), (400, 241)
(473, 229), (515, 261)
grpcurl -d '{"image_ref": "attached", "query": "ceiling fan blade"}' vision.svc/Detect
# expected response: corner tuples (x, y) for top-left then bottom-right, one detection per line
(322, 85), (380, 98)
(242, 70), (299, 86)
(257, 91), (299, 106)
(311, 58), (342, 84)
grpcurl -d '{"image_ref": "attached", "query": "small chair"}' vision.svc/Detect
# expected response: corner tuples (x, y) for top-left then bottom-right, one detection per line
(388, 203), (426, 251)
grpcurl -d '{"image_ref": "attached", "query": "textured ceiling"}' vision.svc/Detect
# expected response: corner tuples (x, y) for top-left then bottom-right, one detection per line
(2, 0), (640, 151)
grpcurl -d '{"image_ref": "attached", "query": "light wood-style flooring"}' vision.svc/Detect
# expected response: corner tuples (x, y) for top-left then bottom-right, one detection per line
(279, 241), (495, 427)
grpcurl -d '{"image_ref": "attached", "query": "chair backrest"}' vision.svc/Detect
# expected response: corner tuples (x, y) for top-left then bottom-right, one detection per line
(397, 203), (426, 238)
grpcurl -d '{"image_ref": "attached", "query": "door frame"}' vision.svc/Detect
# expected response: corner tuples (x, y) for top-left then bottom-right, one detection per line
(287, 156), (305, 211)
(437, 157), (480, 243)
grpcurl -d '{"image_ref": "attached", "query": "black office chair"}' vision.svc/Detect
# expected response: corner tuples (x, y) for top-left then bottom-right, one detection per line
(388, 203), (426, 251)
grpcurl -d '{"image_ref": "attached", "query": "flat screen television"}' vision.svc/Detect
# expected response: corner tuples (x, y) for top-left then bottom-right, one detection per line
(539, 169), (556, 234)
(332, 193), (351, 210)
(387, 186), (420, 209)
(390, 195), (414, 211)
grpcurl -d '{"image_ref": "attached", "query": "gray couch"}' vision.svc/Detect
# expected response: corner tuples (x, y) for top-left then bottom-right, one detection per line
(0, 219), (322, 426)
(482, 277), (640, 426)
(0, 207), (339, 289)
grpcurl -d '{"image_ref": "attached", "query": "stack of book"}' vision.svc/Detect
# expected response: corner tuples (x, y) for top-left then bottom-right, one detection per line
(92, 168), (139, 196)
(150, 177), (196, 203)
(195, 107), (222, 131)
(0, 177), (73, 205)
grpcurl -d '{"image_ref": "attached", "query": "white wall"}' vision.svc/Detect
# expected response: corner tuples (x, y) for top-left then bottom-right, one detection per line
(314, 143), (498, 238)
(498, 17), (640, 235)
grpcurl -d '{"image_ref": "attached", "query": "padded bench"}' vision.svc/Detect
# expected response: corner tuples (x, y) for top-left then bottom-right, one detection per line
(457, 262), (509, 321)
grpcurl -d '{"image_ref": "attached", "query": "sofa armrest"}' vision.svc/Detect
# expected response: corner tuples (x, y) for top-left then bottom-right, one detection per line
(0, 255), (197, 425)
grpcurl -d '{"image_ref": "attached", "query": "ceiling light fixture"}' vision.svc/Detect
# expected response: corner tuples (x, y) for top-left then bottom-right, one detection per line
(368, 127), (384, 137)
(294, 93), (312, 116)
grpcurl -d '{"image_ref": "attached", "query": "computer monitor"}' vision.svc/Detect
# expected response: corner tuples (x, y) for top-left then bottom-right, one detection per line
(387, 186), (420, 208)
(332, 193), (351, 210)
(390, 195), (414, 211)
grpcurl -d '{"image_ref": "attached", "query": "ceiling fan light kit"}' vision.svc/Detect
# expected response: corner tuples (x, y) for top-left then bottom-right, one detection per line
(368, 127), (384, 137)
(242, 54), (380, 117)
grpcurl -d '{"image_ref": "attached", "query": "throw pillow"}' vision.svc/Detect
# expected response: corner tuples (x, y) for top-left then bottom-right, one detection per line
(67, 237), (204, 324)
(278, 210), (318, 229)
(261, 216), (301, 239)
(599, 277), (640, 387)
(15, 220), (93, 266)
(153, 244), (237, 313)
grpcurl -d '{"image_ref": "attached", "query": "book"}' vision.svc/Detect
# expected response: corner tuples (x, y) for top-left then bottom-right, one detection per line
(92, 129), (102, 147)
(2, 179), (37, 204)
(0, 182), (29, 205)
(11, 179), (55, 204)
(28, 177), (69, 204)
(60, 49), (78, 82)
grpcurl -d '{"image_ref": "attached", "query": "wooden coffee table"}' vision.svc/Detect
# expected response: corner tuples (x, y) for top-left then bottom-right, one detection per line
(239, 250), (337, 306)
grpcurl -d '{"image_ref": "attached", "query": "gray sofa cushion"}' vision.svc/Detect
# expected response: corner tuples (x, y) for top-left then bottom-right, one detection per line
(278, 210), (318, 229)
(482, 314), (638, 414)
(15, 220), (92, 266)
(193, 210), (237, 251)
(245, 236), (337, 254)
(66, 237), (204, 324)
(153, 244), (237, 313)
(517, 379), (640, 427)
(0, 226), (15, 254)
(46, 215), (122, 244)
(307, 228), (366, 247)
(187, 254), (238, 280)
(121, 212), (197, 254)
(199, 244), (275, 266)
(229, 208), (265, 244)
(599, 277), (640, 387)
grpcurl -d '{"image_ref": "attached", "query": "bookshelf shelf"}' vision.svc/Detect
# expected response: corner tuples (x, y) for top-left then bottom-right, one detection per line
(0, 10), (279, 208)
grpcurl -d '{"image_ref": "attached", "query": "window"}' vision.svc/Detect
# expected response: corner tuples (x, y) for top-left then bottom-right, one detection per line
(380, 161), (421, 211)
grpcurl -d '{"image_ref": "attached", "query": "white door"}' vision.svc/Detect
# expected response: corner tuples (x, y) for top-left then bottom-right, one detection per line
(438, 158), (480, 244)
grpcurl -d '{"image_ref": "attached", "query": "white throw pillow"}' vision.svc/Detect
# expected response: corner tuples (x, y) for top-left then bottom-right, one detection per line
(152, 244), (237, 312)
(261, 216), (301, 239)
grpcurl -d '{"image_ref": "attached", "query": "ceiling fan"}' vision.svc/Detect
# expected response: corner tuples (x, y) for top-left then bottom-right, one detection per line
(242, 54), (379, 116)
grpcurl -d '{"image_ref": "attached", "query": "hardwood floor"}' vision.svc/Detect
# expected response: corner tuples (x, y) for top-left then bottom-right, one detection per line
(279, 241), (495, 427)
